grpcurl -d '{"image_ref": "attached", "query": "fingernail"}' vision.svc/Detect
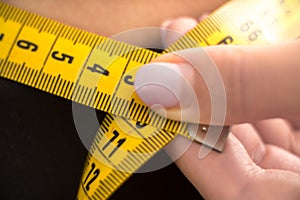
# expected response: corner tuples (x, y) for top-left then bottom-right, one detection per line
(161, 18), (174, 29)
(160, 17), (198, 49)
(251, 144), (266, 164)
(198, 13), (210, 22)
(160, 18), (174, 49)
(292, 135), (300, 155)
(134, 62), (190, 108)
(160, 24), (181, 49)
(295, 144), (300, 156)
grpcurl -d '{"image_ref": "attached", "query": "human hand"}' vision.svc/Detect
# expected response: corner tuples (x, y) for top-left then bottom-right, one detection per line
(134, 16), (300, 199)
(134, 19), (300, 125)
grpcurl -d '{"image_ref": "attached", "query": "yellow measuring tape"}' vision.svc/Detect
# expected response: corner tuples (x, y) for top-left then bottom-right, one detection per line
(1, 0), (300, 199)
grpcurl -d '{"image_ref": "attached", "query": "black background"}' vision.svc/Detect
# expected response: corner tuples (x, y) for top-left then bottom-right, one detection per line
(0, 76), (203, 199)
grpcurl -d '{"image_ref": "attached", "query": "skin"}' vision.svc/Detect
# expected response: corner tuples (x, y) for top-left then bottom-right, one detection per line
(159, 16), (300, 199)
(2, 0), (226, 36)
(152, 40), (300, 125)
(3, 0), (300, 199)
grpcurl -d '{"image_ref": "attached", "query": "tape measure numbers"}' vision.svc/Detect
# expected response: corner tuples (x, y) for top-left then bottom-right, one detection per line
(0, 2), (221, 144)
(77, 114), (183, 199)
(77, 0), (300, 198)
(1, 0), (300, 199)
(0, 2), (226, 199)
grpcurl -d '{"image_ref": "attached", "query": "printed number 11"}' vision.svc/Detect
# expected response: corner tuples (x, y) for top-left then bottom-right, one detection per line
(102, 130), (126, 157)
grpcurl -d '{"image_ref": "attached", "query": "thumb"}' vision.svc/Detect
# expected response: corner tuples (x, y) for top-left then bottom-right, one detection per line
(134, 40), (300, 124)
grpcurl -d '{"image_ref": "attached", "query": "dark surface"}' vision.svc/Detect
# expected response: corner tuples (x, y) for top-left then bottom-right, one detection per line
(0, 77), (203, 199)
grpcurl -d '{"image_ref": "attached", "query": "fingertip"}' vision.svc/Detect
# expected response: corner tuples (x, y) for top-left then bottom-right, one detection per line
(162, 17), (198, 32)
(134, 62), (191, 109)
(259, 144), (300, 174)
(198, 12), (210, 21)
(165, 133), (259, 199)
(231, 124), (266, 165)
(160, 17), (198, 48)
(161, 18), (174, 30)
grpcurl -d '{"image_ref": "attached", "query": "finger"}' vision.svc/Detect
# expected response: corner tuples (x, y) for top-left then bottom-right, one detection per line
(166, 132), (300, 199)
(254, 118), (300, 156)
(249, 170), (300, 199)
(161, 17), (198, 49)
(295, 133), (300, 154)
(165, 134), (261, 199)
(230, 124), (300, 173)
(159, 16), (259, 199)
(259, 144), (300, 174)
(287, 116), (300, 130)
(231, 124), (265, 165)
(198, 12), (209, 21)
(134, 39), (300, 125)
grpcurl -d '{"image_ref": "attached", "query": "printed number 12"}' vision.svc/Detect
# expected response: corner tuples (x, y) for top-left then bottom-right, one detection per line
(83, 163), (100, 191)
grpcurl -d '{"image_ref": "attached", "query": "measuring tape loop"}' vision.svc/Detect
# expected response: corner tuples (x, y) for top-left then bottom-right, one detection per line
(1, 0), (300, 199)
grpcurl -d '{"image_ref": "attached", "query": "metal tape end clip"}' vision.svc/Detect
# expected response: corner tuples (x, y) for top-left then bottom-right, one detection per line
(188, 124), (230, 152)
